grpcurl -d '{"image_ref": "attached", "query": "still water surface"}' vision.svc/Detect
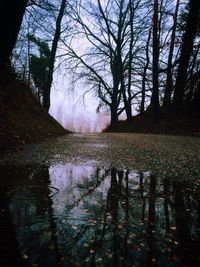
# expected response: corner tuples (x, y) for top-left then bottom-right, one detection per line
(0, 162), (200, 267)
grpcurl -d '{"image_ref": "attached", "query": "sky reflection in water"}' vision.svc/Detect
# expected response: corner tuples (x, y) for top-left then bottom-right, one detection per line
(0, 163), (200, 267)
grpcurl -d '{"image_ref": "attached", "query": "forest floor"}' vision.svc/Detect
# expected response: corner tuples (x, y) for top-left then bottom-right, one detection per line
(0, 72), (69, 151)
(105, 109), (200, 137)
(1, 132), (200, 177)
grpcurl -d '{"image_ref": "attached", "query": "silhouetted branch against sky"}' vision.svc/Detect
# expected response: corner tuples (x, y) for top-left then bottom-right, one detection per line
(11, 0), (198, 132)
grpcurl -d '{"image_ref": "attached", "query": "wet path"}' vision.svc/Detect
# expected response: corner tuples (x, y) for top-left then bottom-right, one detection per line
(0, 133), (200, 267)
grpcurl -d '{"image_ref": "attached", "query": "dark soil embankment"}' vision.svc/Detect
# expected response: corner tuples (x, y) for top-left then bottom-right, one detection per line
(105, 109), (200, 136)
(0, 72), (69, 151)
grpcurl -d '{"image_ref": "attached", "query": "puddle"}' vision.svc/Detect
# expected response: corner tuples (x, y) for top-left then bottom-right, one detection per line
(0, 163), (200, 267)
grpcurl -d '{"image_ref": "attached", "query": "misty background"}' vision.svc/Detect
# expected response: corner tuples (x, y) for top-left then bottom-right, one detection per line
(49, 70), (111, 133)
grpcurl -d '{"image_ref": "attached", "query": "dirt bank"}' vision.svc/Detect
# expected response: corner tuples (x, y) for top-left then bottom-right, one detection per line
(104, 110), (200, 136)
(0, 72), (69, 151)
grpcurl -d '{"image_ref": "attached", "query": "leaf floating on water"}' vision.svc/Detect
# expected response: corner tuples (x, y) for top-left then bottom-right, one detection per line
(96, 258), (103, 262)
(107, 252), (113, 258)
(85, 257), (90, 263)
(22, 254), (28, 259)
(170, 225), (176, 230)
(133, 245), (141, 251)
(130, 233), (136, 238)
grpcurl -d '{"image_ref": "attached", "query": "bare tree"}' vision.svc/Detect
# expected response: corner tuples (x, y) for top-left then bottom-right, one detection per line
(11, 0), (67, 111)
(173, 0), (200, 109)
(150, 0), (160, 122)
(43, 0), (67, 111)
(163, 0), (180, 108)
(61, 0), (149, 125)
(12, 0), (57, 83)
(140, 25), (152, 113)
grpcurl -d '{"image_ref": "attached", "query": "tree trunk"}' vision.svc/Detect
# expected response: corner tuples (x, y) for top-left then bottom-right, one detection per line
(185, 45), (200, 102)
(0, 0), (28, 70)
(121, 81), (132, 122)
(173, 0), (200, 109)
(163, 0), (180, 108)
(150, 0), (160, 122)
(126, 0), (134, 121)
(120, 56), (132, 122)
(110, 100), (119, 126)
(141, 26), (151, 113)
(43, 0), (66, 111)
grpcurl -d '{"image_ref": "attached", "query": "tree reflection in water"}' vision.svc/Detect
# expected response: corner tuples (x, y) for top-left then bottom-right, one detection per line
(0, 164), (200, 267)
